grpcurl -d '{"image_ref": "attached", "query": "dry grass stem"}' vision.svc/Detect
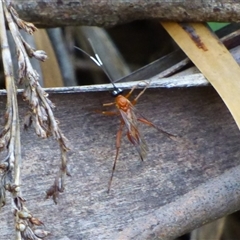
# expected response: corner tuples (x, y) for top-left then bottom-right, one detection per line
(4, 1), (70, 203)
(0, 1), (69, 239)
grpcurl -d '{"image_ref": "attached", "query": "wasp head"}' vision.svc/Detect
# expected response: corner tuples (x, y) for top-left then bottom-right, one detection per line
(111, 87), (123, 97)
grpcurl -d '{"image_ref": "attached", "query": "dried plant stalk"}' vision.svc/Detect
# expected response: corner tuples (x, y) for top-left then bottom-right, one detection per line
(0, 1), (23, 239)
(5, 1), (69, 203)
(0, 1), (69, 239)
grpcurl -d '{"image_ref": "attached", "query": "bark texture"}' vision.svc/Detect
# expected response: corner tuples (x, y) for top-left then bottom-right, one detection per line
(11, 1), (240, 28)
(1, 86), (240, 239)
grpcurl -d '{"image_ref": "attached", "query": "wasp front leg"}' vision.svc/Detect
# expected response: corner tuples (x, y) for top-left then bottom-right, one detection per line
(103, 102), (115, 107)
(124, 84), (139, 99)
(101, 111), (118, 116)
(131, 82), (149, 105)
(100, 102), (119, 116)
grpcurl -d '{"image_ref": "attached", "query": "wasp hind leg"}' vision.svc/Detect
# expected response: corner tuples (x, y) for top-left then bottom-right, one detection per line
(138, 117), (177, 140)
(107, 120), (124, 193)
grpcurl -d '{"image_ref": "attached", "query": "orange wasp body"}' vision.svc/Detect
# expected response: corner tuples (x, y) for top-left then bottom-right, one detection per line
(102, 84), (175, 192)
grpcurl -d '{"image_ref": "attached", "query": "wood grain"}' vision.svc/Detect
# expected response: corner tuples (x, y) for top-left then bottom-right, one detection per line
(1, 87), (240, 239)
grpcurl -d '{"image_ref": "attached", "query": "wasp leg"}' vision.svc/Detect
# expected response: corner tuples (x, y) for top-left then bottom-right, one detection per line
(101, 102), (119, 115)
(124, 84), (139, 99)
(103, 102), (115, 107)
(131, 82), (149, 105)
(108, 120), (125, 193)
(137, 117), (177, 139)
(100, 111), (118, 116)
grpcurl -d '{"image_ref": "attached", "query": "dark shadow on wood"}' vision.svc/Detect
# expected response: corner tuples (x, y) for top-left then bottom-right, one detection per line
(1, 86), (240, 239)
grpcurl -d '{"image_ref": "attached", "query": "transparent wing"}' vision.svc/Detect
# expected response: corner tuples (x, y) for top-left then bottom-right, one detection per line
(119, 105), (148, 160)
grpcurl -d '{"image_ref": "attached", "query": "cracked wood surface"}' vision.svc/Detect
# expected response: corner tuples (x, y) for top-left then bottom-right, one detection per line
(11, 1), (240, 28)
(1, 86), (240, 239)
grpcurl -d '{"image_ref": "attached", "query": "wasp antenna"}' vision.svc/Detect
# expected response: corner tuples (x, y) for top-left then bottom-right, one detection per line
(88, 40), (123, 95)
(75, 42), (123, 96)
(87, 38), (113, 81)
(74, 46), (101, 67)
(88, 38), (103, 65)
(95, 53), (103, 66)
(88, 39), (100, 61)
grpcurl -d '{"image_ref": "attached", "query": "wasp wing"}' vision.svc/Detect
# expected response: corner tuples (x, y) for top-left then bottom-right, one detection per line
(119, 104), (148, 160)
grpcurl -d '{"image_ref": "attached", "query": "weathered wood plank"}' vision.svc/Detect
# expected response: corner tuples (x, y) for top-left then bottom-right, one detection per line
(11, 1), (240, 28)
(1, 86), (240, 239)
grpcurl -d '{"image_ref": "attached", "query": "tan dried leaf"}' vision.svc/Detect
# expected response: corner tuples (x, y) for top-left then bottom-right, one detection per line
(34, 229), (51, 238)
(29, 217), (44, 226)
(45, 183), (59, 205)
(0, 185), (6, 208)
(16, 221), (27, 232)
(18, 210), (32, 219)
(33, 117), (47, 138)
(21, 226), (42, 240)
(32, 50), (48, 62)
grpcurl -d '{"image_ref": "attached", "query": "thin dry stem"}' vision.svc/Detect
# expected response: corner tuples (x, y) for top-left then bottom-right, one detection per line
(0, 1), (23, 239)
(0, 1), (68, 239)
(4, 1), (69, 204)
